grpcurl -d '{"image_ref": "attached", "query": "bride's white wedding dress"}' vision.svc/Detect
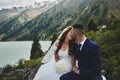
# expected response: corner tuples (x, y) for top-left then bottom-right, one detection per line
(33, 45), (72, 80)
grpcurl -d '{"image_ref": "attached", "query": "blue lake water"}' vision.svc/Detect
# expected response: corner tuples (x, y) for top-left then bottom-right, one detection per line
(0, 41), (51, 67)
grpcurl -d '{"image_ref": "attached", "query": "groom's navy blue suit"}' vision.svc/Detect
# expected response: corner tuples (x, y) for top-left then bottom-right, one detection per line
(60, 38), (102, 80)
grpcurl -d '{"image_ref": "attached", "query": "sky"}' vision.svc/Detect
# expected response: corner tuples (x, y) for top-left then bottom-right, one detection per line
(0, 0), (55, 10)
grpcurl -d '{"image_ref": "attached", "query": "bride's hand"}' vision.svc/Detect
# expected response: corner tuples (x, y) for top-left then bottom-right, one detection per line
(72, 66), (79, 74)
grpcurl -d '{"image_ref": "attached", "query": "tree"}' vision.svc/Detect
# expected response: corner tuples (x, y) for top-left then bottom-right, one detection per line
(50, 33), (57, 45)
(30, 37), (43, 59)
(86, 19), (120, 80)
(96, 20), (120, 80)
(17, 58), (25, 68)
(87, 19), (98, 32)
(2, 64), (14, 73)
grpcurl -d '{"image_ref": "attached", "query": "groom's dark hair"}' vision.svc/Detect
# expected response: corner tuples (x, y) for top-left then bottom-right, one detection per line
(72, 24), (85, 35)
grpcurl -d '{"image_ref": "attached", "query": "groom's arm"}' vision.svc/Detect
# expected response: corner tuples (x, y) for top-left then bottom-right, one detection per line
(79, 45), (101, 76)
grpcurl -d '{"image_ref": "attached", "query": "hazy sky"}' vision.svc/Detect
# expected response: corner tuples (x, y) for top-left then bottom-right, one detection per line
(0, 0), (55, 10)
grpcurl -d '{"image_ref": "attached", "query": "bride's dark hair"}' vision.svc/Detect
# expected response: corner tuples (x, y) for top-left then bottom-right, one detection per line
(55, 26), (76, 56)
(69, 38), (77, 55)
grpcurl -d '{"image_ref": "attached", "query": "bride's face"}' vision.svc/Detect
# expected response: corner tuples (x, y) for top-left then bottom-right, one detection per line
(66, 30), (73, 40)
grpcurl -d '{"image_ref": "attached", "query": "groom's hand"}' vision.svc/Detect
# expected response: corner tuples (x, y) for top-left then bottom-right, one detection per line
(72, 66), (79, 74)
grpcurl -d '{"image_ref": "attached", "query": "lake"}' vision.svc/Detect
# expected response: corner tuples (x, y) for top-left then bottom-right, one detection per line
(0, 41), (51, 68)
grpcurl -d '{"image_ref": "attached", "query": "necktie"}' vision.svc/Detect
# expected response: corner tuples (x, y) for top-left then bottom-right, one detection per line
(77, 44), (81, 53)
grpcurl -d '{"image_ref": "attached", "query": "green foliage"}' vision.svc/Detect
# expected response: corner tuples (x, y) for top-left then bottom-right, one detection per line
(86, 19), (120, 80)
(8, 76), (19, 80)
(102, 56), (120, 80)
(87, 19), (98, 32)
(97, 28), (120, 58)
(86, 31), (98, 41)
(0, 73), (4, 79)
(17, 59), (41, 69)
(99, 21), (120, 80)
(0, 59), (41, 79)
(50, 33), (58, 45)
(30, 37), (43, 59)
(22, 59), (41, 68)
(17, 58), (25, 69)
(2, 64), (14, 73)
(107, 19), (120, 30)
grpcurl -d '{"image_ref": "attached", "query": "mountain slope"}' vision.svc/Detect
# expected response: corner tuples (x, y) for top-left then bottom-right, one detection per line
(72, 0), (120, 25)
(0, 1), (60, 40)
(1, 0), (90, 41)
(0, 0), (120, 41)
(0, 8), (24, 23)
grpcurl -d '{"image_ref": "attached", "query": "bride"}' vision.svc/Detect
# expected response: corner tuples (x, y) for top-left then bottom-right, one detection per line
(33, 26), (74, 80)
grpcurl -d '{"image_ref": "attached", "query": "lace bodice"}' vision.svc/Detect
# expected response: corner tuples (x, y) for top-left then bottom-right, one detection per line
(53, 45), (71, 62)
(58, 50), (71, 61)
(58, 49), (72, 73)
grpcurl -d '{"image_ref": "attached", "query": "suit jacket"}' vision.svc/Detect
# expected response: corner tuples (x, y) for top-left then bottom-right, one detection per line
(75, 38), (102, 80)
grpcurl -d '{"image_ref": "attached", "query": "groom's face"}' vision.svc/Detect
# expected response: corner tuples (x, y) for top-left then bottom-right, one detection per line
(71, 28), (78, 40)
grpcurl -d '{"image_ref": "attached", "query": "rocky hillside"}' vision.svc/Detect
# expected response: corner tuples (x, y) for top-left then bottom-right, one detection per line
(0, 65), (40, 80)
(0, 58), (42, 80)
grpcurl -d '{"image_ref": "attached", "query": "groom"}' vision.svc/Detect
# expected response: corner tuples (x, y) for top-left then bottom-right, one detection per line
(60, 24), (102, 80)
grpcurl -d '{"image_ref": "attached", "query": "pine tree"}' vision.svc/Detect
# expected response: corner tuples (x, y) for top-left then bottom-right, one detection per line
(51, 33), (57, 45)
(87, 19), (98, 32)
(30, 37), (43, 59)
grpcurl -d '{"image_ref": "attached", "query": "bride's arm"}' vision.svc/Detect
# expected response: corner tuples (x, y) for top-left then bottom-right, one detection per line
(54, 51), (59, 62)
(71, 55), (76, 67)
(54, 40), (60, 62)
(71, 55), (79, 74)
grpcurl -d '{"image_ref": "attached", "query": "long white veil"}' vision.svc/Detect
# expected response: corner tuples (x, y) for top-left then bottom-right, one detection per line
(41, 43), (57, 63)
(34, 42), (58, 80)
